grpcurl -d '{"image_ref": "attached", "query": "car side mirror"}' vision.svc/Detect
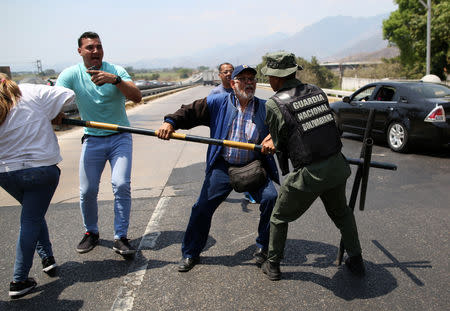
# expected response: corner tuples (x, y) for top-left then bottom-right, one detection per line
(343, 96), (350, 103)
(400, 96), (408, 103)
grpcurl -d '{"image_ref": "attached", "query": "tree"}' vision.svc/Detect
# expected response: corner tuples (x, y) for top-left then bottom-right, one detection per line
(343, 59), (404, 79)
(149, 73), (160, 80)
(177, 68), (193, 79)
(383, 0), (449, 80)
(256, 54), (338, 88)
(300, 57), (338, 88)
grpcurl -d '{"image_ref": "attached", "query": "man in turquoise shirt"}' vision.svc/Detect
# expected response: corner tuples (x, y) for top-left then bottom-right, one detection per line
(57, 31), (142, 257)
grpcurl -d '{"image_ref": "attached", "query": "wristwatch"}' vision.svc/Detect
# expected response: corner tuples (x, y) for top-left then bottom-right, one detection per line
(112, 75), (122, 85)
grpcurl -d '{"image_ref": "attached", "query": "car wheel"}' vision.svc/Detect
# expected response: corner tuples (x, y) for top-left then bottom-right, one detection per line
(332, 112), (343, 136)
(387, 122), (409, 152)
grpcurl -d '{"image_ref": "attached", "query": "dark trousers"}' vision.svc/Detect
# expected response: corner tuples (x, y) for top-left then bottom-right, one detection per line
(268, 182), (362, 263)
(182, 157), (277, 258)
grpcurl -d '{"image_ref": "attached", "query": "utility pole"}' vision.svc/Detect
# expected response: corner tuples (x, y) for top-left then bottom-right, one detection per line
(339, 63), (344, 90)
(36, 59), (43, 75)
(419, 0), (431, 75)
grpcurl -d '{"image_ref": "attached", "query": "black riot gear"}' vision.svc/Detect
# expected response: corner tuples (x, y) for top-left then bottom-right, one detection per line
(271, 83), (342, 175)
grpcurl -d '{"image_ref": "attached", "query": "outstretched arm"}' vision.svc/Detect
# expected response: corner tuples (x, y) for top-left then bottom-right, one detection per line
(163, 97), (210, 130)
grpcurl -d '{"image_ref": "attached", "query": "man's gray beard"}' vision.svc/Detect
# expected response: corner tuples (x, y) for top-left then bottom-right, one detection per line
(235, 87), (254, 101)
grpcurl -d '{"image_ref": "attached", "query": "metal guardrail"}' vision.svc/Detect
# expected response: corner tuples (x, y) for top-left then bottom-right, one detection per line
(140, 83), (189, 96)
(322, 88), (352, 98)
(63, 83), (193, 115)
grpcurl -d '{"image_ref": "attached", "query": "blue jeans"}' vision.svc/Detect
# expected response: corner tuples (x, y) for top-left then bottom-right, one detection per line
(182, 157), (277, 258)
(0, 165), (60, 282)
(79, 133), (132, 239)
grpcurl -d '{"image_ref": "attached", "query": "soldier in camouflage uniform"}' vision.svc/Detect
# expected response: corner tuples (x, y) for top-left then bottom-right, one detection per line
(260, 51), (364, 280)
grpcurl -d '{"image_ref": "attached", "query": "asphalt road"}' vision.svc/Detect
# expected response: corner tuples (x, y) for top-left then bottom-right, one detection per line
(0, 86), (449, 311)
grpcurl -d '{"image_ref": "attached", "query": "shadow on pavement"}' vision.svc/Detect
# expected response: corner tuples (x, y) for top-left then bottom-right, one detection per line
(196, 244), (256, 268)
(371, 239), (431, 286)
(137, 230), (216, 254)
(0, 259), (130, 310)
(135, 236), (430, 302)
(279, 239), (429, 301)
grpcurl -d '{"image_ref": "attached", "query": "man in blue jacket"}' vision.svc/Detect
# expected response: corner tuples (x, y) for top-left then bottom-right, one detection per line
(157, 65), (279, 272)
(209, 62), (257, 205)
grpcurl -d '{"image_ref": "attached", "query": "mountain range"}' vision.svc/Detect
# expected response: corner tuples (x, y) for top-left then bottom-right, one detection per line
(128, 13), (398, 69)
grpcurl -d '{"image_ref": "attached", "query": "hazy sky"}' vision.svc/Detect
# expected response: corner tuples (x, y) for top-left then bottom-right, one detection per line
(2, 0), (397, 71)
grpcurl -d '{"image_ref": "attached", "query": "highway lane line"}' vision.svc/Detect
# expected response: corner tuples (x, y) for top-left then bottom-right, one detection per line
(231, 232), (254, 244)
(110, 196), (169, 311)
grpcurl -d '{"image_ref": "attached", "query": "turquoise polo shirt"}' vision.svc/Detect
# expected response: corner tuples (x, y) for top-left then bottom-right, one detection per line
(56, 61), (131, 135)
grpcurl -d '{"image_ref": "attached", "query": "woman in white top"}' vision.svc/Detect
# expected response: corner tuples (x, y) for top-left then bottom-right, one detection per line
(0, 73), (75, 299)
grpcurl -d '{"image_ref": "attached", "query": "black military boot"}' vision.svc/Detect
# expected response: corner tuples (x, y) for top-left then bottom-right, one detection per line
(345, 254), (365, 276)
(262, 260), (281, 281)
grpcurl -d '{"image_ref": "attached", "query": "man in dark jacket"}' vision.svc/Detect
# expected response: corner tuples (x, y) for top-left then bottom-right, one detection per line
(157, 65), (279, 272)
(260, 52), (364, 281)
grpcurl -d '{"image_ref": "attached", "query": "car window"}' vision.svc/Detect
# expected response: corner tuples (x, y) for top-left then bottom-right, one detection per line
(375, 87), (396, 101)
(407, 83), (450, 98)
(353, 86), (376, 101)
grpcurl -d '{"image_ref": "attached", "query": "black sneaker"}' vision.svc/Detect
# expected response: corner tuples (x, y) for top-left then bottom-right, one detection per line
(113, 237), (136, 255)
(345, 254), (366, 276)
(262, 260), (281, 281)
(9, 278), (37, 299)
(42, 256), (57, 274)
(76, 232), (99, 254)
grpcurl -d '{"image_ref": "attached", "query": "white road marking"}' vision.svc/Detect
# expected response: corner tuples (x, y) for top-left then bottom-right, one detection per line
(110, 196), (169, 311)
(231, 232), (254, 244)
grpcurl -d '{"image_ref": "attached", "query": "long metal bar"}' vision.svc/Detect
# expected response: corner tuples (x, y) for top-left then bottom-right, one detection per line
(62, 118), (397, 171)
(345, 157), (396, 171)
(337, 108), (377, 265)
(358, 109), (377, 211)
(62, 118), (262, 152)
(359, 138), (373, 211)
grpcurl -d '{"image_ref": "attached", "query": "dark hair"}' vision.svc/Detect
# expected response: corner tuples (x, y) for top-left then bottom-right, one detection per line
(78, 31), (100, 47)
(218, 63), (234, 72)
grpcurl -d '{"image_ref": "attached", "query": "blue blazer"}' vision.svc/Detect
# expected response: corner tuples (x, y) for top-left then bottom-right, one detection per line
(206, 93), (279, 184)
(165, 92), (280, 184)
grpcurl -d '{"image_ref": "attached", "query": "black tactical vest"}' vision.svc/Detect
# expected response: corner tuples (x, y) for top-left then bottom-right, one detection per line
(271, 83), (342, 171)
